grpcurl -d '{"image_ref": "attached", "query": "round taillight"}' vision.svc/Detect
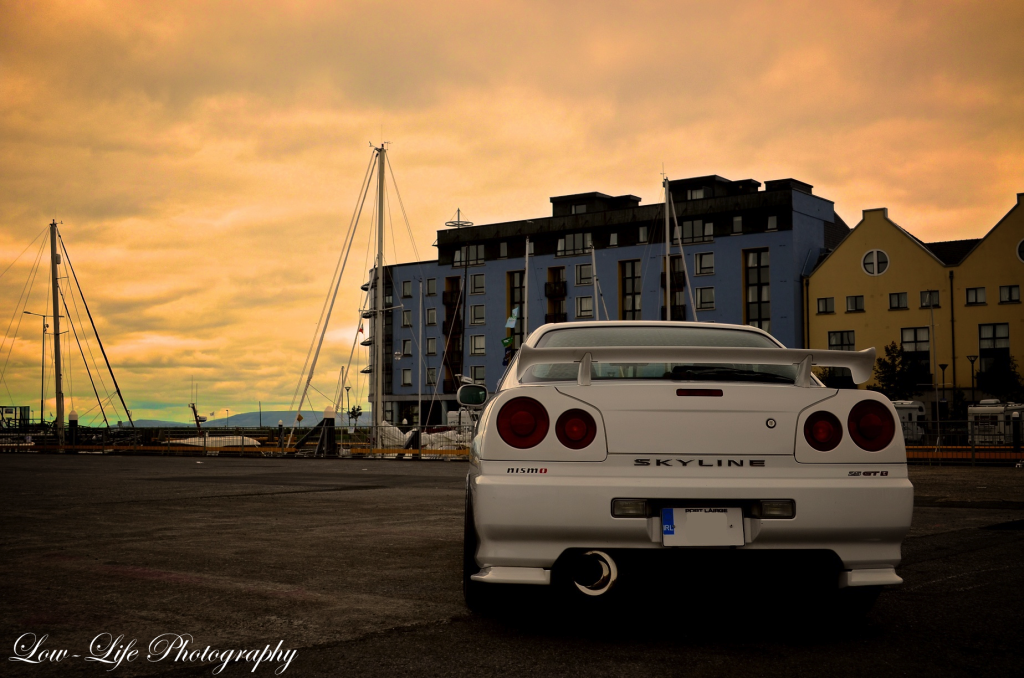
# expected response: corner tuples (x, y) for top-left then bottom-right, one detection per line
(803, 411), (843, 451)
(555, 409), (597, 449)
(848, 400), (896, 452)
(497, 397), (549, 448)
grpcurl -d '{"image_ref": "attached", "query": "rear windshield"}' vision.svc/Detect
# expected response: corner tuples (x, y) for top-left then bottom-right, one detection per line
(523, 326), (797, 384)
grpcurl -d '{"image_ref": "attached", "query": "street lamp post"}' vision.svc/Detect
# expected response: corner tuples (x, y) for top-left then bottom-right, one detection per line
(23, 311), (55, 424)
(939, 363), (948, 414)
(967, 355), (978, 404)
(225, 409), (229, 428)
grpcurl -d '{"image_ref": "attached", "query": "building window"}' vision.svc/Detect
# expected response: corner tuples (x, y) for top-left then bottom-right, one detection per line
(846, 295), (865, 312)
(1000, 285), (1020, 303)
(979, 323), (1010, 372)
(470, 365), (486, 383)
(470, 304), (485, 325)
(571, 204), (586, 215)
(889, 292), (908, 310)
(402, 339), (412, 356)
(732, 216), (742, 234)
(767, 216), (777, 231)
(609, 233), (618, 247)
(499, 242), (508, 258)
(470, 273), (485, 295)
(508, 271), (525, 349)
(426, 278), (436, 296)
(817, 297), (834, 314)
(862, 250), (889, 276)
(638, 226), (648, 243)
(680, 220), (712, 244)
(470, 335), (485, 355)
(527, 240), (534, 255)
(901, 327), (932, 384)
(695, 252), (714, 275)
(401, 281), (412, 298)
(1018, 239), (1024, 263)
(828, 330), (855, 351)
(920, 290), (940, 308)
(558, 232), (592, 256)
(426, 367), (437, 386)
(426, 337), (436, 355)
(696, 287), (715, 310)
(687, 188), (704, 200)
(454, 244), (485, 267)
(425, 307), (436, 325)
(576, 263), (592, 286)
(621, 260), (642, 320)
(966, 287), (986, 305)
(745, 249), (770, 332)
(401, 369), (412, 387)
(402, 310), (412, 327)
(576, 296), (594, 319)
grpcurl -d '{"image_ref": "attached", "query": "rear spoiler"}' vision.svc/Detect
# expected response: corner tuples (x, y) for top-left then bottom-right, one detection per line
(516, 345), (876, 387)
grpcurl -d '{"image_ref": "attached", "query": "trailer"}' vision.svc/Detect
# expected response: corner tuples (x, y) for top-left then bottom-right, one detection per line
(968, 400), (1024, 445)
(893, 400), (928, 443)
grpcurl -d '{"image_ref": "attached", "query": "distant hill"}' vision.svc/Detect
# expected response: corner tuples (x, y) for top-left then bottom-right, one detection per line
(133, 419), (194, 428)
(131, 410), (372, 428)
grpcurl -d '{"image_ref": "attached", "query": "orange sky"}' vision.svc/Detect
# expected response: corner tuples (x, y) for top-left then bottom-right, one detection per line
(1, 0), (1022, 423)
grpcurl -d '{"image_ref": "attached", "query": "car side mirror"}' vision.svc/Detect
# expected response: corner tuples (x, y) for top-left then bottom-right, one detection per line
(457, 384), (488, 408)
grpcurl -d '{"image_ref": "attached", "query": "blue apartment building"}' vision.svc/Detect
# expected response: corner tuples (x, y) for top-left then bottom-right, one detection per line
(370, 175), (848, 425)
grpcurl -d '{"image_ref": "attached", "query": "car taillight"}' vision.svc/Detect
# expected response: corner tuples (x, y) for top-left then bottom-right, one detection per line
(848, 400), (896, 451)
(555, 409), (597, 449)
(497, 397), (549, 448)
(803, 411), (843, 451)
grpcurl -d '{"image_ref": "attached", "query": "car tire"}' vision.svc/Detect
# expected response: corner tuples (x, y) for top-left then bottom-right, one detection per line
(836, 585), (883, 617)
(463, 490), (498, 615)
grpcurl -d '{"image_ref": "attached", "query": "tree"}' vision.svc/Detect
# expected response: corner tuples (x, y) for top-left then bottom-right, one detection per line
(976, 355), (1024, 403)
(872, 342), (928, 401)
(347, 405), (363, 427)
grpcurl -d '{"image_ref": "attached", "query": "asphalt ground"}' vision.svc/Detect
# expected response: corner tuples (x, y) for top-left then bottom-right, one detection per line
(1, 455), (1022, 678)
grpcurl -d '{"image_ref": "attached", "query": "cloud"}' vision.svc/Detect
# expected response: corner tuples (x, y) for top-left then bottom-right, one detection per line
(1, 0), (1022, 419)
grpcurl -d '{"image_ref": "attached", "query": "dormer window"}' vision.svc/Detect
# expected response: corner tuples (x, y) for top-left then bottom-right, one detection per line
(687, 188), (704, 200)
(571, 204), (587, 215)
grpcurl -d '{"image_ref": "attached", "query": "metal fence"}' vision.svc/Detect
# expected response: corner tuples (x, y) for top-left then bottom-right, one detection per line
(902, 419), (1023, 465)
(0, 424), (475, 460)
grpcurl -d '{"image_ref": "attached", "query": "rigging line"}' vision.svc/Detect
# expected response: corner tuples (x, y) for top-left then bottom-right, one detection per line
(636, 202), (660, 316)
(288, 152), (377, 414)
(427, 274), (465, 417)
(289, 151), (377, 442)
(57, 231), (134, 427)
(0, 225), (47, 285)
(62, 250), (114, 409)
(0, 234), (48, 386)
(385, 153), (424, 266)
(59, 284), (108, 427)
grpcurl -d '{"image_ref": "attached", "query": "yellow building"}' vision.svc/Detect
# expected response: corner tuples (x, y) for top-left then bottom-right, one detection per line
(806, 194), (1023, 404)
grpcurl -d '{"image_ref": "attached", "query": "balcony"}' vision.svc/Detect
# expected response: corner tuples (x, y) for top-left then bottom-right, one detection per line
(360, 309), (375, 319)
(544, 281), (567, 298)
(544, 312), (568, 323)
(442, 290), (462, 306)
(360, 337), (373, 347)
(660, 271), (687, 288)
(443, 378), (458, 394)
(442, 317), (464, 335)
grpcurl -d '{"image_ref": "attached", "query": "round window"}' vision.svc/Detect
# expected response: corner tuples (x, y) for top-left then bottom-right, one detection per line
(862, 250), (889, 276)
(1017, 238), (1024, 263)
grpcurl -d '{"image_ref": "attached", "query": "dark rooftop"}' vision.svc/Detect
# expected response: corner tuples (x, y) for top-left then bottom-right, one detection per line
(924, 239), (981, 266)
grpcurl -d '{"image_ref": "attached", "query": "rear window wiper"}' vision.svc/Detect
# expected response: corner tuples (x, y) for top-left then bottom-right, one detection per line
(667, 365), (794, 384)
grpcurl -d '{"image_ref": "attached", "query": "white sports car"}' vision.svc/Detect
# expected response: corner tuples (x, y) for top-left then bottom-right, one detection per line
(460, 321), (913, 613)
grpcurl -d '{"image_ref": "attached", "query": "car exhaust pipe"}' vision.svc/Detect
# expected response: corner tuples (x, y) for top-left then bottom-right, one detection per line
(573, 550), (618, 596)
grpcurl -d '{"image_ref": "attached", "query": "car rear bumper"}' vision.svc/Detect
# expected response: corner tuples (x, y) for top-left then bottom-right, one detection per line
(470, 467), (913, 576)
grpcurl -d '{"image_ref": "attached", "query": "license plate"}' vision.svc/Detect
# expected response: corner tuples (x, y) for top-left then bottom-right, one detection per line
(661, 507), (744, 546)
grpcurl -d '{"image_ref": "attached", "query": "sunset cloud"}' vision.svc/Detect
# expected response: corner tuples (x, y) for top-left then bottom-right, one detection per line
(1, 0), (1022, 422)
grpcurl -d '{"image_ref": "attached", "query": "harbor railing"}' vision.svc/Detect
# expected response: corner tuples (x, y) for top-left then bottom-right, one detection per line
(0, 424), (475, 460)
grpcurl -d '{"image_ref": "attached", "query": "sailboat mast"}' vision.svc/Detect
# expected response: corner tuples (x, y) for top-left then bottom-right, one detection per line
(664, 179), (671, 320)
(50, 220), (64, 442)
(374, 145), (386, 427)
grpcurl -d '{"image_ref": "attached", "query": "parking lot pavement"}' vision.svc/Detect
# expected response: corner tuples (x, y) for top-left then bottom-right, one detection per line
(1, 456), (1022, 678)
